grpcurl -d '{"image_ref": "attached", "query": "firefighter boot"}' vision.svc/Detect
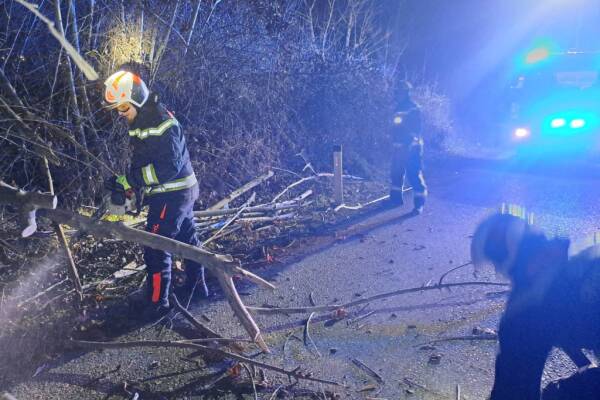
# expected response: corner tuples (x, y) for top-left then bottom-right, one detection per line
(387, 188), (404, 207)
(413, 193), (426, 215)
(127, 288), (172, 321)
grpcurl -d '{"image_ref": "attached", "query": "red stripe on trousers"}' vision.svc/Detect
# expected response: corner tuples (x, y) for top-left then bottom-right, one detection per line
(152, 272), (161, 303)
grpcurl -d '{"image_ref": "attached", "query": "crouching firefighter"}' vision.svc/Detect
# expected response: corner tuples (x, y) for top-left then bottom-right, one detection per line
(103, 70), (205, 317)
(388, 81), (428, 214)
(471, 212), (600, 400)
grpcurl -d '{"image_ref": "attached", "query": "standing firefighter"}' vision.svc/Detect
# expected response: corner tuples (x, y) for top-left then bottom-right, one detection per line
(103, 70), (204, 317)
(471, 213), (600, 400)
(388, 81), (428, 214)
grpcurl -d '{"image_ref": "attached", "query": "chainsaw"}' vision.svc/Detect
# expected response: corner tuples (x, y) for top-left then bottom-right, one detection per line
(91, 178), (143, 221)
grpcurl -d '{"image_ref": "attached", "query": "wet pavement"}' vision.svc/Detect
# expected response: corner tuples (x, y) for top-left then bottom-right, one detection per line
(6, 155), (600, 399)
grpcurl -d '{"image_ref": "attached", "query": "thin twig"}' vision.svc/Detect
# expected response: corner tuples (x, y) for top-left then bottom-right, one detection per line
(348, 310), (376, 325)
(438, 262), (473, 286)
(269, 385), (284, 400)
(242, 363), (258, 400)
(17, 278), (68, 307)
(71, 339), (342, 386)
(351, 358), (384, 384)
(283, 331), (301, 355)
(416, 334), (498, 347)
(209, 171), (274, 211)
(271, 173), (363, 203)
(203, 193), (256, 246)
(247, 281), (510, 315)
(309, 292), (316, 306)
(303, 312), (321, 357)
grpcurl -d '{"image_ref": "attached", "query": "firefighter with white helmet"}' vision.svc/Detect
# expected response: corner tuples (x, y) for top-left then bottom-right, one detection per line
(104, 69), (205, 318)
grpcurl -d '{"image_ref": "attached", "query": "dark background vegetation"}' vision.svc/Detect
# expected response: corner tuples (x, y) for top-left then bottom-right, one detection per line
(0, 0), (453, 209)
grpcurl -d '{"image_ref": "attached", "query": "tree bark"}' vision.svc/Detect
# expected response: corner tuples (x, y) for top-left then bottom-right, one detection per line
(54, 0), (90, 166)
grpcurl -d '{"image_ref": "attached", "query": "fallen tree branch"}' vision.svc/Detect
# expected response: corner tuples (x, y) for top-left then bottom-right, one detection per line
(32, 207), (274, 348)
(203, 193), (255, 246)
(438, 261), (473, 286)
(334, 187), (412, 212)
(303, 312), (321, 357)
(334, 194), (389, 212)
(246, 281), (510, 315)
(194, 201), (299, 218)
(242, 363), (258, 400)
(213, 269), (269, 353)
(416, 334), (498, 347)
(17, 278), (68, 308)
(238, 213), (296, 223)
(201, 225), (242, 243)
(208, 171), (274, 210)
(271, 173), (363, 203)
(71, 339), (343, 386)
(169, 294), (223, 340)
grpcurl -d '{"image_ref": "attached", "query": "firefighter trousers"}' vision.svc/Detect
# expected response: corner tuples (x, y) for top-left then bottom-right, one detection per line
(390, 138), (428, 208)
(144, 184), (203, 307)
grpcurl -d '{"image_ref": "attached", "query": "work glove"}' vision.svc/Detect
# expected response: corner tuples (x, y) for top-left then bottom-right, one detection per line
(104, 175), (139, 215)
(105, 174), (134, 201)
(115, 175), (132, 191)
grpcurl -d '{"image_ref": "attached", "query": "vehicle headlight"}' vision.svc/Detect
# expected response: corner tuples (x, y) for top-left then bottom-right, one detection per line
(514, 127), (530, 139)
(570, 119), (586, 129)
(550, 118), (566, 128)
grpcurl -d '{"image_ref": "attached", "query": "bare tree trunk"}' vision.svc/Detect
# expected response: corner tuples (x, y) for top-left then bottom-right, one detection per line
(53, 0), (90, 168)
(183, 0), (202, 57)
(151, 0), (181, 83)
(321, 0), (336, 60)
(138, 0), (144, 61)
(68, 0), (97, 140)
(86, 0), (95, 51)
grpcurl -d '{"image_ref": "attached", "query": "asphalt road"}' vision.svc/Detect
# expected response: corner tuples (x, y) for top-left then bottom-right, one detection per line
(7, 155), (600, 399)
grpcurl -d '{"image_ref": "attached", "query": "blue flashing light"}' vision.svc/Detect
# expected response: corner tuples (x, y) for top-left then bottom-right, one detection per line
(570, 119), (586, 128)
(550, 118), (566, 128)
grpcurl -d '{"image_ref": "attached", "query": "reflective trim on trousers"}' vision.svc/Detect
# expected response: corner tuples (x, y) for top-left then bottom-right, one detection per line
(151, 272), (161, 303)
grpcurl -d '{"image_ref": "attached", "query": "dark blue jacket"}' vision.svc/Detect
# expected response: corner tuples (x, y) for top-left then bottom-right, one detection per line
(126, 100), (196, 196)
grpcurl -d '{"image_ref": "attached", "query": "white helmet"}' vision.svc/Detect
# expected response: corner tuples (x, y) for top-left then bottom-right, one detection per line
(470, 213), (529, 277)
(104, 70), (149, 108)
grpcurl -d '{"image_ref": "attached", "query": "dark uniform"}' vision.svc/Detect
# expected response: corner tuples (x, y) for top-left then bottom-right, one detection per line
(126, 97), (202, 309)
(472, 213), (600, 399)
(389, 89), (428, 212)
